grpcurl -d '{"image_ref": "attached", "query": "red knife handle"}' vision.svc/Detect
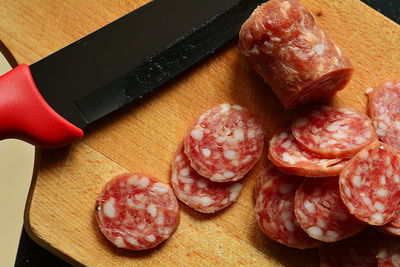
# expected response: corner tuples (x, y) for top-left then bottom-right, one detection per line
(0, 64), (83, 148)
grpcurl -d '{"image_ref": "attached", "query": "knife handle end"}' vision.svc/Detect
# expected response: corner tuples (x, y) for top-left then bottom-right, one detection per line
(0, 64), (83, 148)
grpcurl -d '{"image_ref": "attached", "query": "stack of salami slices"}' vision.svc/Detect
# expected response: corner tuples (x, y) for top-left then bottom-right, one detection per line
(171, 103), (265, 213)
(257, 102), (400, 266)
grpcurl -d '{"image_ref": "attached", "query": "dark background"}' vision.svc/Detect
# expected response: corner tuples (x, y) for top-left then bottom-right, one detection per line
(14, 0), (399, 266)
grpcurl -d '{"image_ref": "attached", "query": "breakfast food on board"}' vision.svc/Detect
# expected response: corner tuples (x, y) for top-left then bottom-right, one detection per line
(184, 103), (264, 182)
(238, 0), (353, 109)
(95, 173), (180, 250)
(171, 145), (243, 213)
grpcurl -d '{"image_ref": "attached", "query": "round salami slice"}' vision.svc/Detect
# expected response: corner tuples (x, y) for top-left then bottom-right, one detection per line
(294, 177), (366, 242)
(238, 0), (353, 109)
(319, 229), (379, 267)
(377, 235), (400, 267)
(171, 145), (243, 213)
(95, 173), (180, 250)
(292, 106), (376, 158)
(369, 79), (400, 152)
(268, 129), (348, 177)
(339, 142), (400, 226)
(380, 213), (400, 237)
(253, 165), (282, 201)
(254, 171), (321, 249)
(184, 103), (264, 182)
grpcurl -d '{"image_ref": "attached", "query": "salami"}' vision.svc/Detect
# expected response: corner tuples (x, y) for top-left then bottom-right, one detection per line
(184, 103), (264, 182)
(253, 165), (282, 201)
(377, 235), (400, 267)
(254, 171), (321, 249)
(368, 79), (400, 151)
(339, 142), (400, 226)
(292, 106), (376, 158)
(268, 129), (348, 177)
(95, 173), (180, 250)
(319, 229), (379, 267)
(171, 145), (243, 213)
(294, 177), (366, 242)
(381, 213), (400, 237)
(238, 0), (353, 109)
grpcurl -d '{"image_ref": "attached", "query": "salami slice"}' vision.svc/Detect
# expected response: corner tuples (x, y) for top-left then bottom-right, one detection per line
(377, 235), (400, 267)
(268, 129), (348, 177)
(95, 173), (180, 250)
(171, 145), (243, 213)
(238, 0), (353, 109)
(369, 79), (400, 152)
(381, 213), (400, 237)
(254, 171), (321, 249)
(319, 229), (379, 267)
(292, 106), (376, 158)
(339, 142), (400, 226)
(294, 177), (366, 242)
(253, 165), (282, 201)
(184, 103), (264, 182)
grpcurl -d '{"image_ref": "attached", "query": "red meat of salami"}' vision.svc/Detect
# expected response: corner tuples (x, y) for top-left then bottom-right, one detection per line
(319, 229), (379, 267)
(268, 129), (348, 177)
(238, 0), (353, 109)
(377, 235), (400, 267)
(253, 165), (282, 201)
(184, 103), (264, 182)
(255, 171), (321, 249)
(368, 79), (400, 151)
(294, 177), (366, 242)
(339, 142), (400, 226)
(381, 213), (400, 237)
(292, 106), (376, 158)
(95, 173), (180, 250)
(171, 145), (243, 213)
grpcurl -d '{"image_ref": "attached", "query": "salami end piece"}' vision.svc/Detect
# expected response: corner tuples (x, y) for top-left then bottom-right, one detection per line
(339, 142), (400, 226)
(95, 173), (180, 250)
(184, 103), (264, 182)
(171, 145), (243, 213)
(292, 106), (376, 158)
(294, 177), (366, 242)
(268, 129), (348, 177)
(319, 229), (379, 267)
(369, 79), (400, 152)
(255, 170), (321, 249)
(238, 0), (353, 109)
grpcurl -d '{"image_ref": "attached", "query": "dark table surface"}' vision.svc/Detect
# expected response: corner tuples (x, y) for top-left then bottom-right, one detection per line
(14, 1), (399, 266)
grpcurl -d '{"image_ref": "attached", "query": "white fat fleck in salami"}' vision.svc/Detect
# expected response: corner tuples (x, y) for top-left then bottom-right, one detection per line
(319, 229), (379, 267)
(294, 177), (366, 242)
(238, 0), (353, 109)
(339, 142), (400, 226)
(292, 106), (376, 158)
(95, 173), (180, 250)
(377, 235), (400, 266)
(268, 129), (348, 177)
(369, 79), (400, 152)
(254, 170), (321, 249)
(184, 103), (264, 182)
(171, 145), (243, 213)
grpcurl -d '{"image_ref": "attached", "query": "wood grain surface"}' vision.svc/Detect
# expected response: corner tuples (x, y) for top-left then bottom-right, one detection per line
(1, 0), (400, 266)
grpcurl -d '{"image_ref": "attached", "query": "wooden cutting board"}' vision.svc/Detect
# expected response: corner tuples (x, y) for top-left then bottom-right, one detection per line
(1, 0), (400, 266)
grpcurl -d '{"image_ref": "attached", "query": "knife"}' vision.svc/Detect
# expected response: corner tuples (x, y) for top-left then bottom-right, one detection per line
(0, 0), (264, 149)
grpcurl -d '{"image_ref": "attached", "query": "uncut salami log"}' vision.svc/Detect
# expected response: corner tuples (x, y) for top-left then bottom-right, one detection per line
(292, 106), (376, 158)
(238, 0), (353, 109)
(339, 142), (400, 226)
(184, 103), (264, 182)
(377, 235), (400, 267)
(95, 173), (180, 250)
(294, 177), (366, 242)
(254, 171), (321, 249)
(369, 79), (400, 151)
(319, 229), (379, 267)
(171, 145), (243, 213)
(268, 129), (348, 177)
